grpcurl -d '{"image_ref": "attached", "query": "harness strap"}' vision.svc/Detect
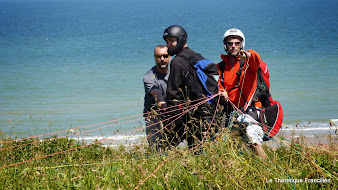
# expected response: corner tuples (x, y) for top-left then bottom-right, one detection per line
(176, 52), (204, 103)
(251, 64), (271, 108)
(219, 58), (247, 104)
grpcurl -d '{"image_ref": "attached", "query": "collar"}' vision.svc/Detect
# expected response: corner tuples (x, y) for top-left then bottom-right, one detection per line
(220, 54), (240, 62)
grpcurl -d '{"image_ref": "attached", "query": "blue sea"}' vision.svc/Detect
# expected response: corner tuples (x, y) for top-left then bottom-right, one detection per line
(0, 0), (337, 141)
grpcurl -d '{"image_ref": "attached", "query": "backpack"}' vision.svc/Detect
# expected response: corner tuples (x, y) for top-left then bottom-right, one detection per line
(219, 60), (283, 140)
(176, 50), (219, 104)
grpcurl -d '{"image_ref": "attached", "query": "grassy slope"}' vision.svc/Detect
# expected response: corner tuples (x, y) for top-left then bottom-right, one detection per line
(0, 132), (337, 190)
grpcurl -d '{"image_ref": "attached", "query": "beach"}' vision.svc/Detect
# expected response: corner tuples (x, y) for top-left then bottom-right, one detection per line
(265, 122), (338, 150)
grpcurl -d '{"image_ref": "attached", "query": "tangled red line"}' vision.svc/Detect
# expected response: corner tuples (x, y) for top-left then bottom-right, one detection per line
(142, 92), (220, 146)
(134, 92), (223, 189)
(87, 93), (223, 175)
(0, 94), (220, 169)
(1, 96), (210, 146)
(1, 96), (212, 151)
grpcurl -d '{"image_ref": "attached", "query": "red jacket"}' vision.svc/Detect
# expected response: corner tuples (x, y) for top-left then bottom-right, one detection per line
(217, 49), (261, 108)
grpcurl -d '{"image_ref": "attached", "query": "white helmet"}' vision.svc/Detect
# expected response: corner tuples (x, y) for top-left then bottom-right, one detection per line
(223, 28), (245, 51)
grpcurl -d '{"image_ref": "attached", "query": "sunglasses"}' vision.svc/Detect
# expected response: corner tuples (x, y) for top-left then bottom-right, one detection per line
(155, 54), (170, 58)
(226, 41), (241, 46)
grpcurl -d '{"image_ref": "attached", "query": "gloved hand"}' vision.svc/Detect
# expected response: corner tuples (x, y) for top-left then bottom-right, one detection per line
(239, 50), (251, 60)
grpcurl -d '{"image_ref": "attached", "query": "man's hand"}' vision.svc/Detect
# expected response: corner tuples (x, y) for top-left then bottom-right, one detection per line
(221, 90), (228, 99)
(157, 101), (167, 109)
(150, 89), (167, 109)
(220, 89), (228, 102)
(239, 50), (251, 60)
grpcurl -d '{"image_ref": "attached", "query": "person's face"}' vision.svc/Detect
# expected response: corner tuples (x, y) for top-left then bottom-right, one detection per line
(154, 47), (171, 69)
(226, 37), (242, 57)
(164, 37), (177, 50)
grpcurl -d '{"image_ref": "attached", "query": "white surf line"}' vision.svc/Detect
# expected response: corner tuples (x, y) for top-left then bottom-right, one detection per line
(69, 135), (145, 141)
(280, 127), (337, 131)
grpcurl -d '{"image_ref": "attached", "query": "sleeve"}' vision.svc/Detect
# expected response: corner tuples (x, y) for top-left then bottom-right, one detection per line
(247, 49), (262, 108)
(143, 72), (157, 94)
(217, 63), (225, 91)
(165, 57), (185, 107)
(247, 49), (261, 72)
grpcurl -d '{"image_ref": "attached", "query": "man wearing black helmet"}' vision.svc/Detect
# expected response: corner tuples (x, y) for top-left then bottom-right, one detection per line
(162, 25), (219, 149)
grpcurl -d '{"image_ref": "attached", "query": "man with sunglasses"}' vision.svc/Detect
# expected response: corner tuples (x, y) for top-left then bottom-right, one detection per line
(217, 28), (267, 158)
(143, 45), (171, 150)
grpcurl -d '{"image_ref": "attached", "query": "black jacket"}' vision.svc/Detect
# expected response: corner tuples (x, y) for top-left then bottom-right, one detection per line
(166, 47), (218, 119)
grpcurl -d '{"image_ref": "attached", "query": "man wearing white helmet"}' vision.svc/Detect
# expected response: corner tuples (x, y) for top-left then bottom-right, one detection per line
(218, 28), (267, 158)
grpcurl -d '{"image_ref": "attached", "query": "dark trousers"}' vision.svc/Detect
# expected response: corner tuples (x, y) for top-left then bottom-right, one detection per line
(161, 113), (216, 149)
(145, 116), (163, 151)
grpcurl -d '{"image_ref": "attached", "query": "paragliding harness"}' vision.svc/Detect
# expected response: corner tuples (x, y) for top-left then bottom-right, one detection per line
(176, 50), (219, 104)
(218, 59), (283, 141)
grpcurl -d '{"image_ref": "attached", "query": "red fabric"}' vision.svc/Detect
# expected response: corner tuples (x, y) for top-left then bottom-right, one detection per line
(267, 98), (283, 137)
(217, 49), (261, 108)
(259, 61), (283, 137)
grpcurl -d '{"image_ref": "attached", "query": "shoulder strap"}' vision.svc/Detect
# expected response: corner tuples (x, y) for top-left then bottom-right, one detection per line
(177, 51), (219, 104)
(177, 50), (204, 66)
(219, 59), (245, 91)
(236, 59), (247, 104)
(175, 50), (201, 102)
(227, 59), (245, 91)
(235, 59), (246, 88)
(219, 61), (225, 84)
(219, 58), (246, 104)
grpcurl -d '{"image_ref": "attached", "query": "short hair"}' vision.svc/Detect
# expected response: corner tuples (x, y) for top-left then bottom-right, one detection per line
(154, 45), (168, 54)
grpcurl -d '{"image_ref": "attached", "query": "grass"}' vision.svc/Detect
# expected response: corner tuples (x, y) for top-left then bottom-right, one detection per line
(0, 126), (337, 189)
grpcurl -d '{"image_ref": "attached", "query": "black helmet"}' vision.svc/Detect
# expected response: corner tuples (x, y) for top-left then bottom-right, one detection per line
(163, 25), (188, 56)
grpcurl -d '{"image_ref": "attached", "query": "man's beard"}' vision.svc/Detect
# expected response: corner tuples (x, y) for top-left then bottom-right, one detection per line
(158, 62), (168, 69)
(229, 51), (239, 57)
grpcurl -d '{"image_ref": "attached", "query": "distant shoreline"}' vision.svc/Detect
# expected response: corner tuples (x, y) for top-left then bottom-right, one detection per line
(65, 126), (337, 151)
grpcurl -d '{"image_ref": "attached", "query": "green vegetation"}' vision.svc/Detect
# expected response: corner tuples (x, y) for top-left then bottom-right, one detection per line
(0, 130), (337, 189)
